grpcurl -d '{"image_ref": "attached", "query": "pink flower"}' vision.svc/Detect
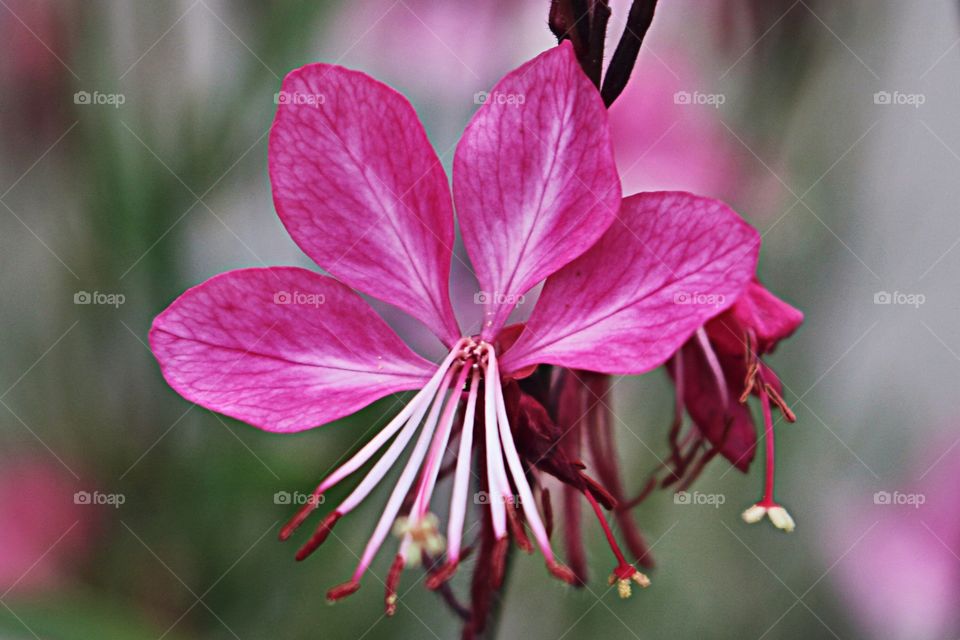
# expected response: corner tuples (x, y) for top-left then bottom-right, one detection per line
(830, 439), (960, 639)
(0, 456), (93, 595)
(150, 43), (760, 610)
(608, 47), (741, 200)
(665, 279), (803, 529)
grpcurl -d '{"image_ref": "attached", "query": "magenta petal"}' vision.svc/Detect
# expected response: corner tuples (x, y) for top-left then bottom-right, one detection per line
(149, 267), (435, 433)
(269, 63), (459, 345)
(671, 343), (757, 471)
(453, 42), (621, 338)
(501, 192), (760, 375)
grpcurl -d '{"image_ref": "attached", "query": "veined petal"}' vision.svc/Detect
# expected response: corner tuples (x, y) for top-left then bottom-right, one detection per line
(453, 41), (621, 339)
(708, 279), (804, 356)
(269, 63), (460, 345)
(501, 192), (759, 375)
(149, 267), (434, 433)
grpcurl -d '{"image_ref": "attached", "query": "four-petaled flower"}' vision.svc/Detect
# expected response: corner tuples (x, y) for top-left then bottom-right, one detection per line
(150, 42), (761, 611)
(667, 278), (803, 530)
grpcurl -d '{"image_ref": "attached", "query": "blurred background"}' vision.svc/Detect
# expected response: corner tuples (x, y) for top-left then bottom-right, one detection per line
(1, 1), (958, 638)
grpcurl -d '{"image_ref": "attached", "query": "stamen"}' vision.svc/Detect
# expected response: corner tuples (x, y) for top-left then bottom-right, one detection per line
(584, 492), (629, 570)
(281, 341), (468, 541)
(741, 381), (796, 532)
(696, 327), (729, 409)
(541, 488), (554, 539)
(488, 347), (575, 584)
(326, 579), (361, 602)
(482, 345), (509, 540)
(446, 368), (481, 564)
(349, 363), (459, 582)
(759, 382), (777, 508)
(505, 500), (534, 553)
(385, 554), (404, 616)
(490, 535), (510, 588)
(294, 510), (341, 561)
(410, 365), (471, 519)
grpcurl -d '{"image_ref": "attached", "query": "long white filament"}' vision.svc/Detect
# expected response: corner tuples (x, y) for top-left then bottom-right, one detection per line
(351, 365), (458, 579)
(307, 341), (468, 502)
(487, 347), (556, 561)
(411, 365), (471, 518)
(483, 348), (509, 539)
(446, 367), (480, 562)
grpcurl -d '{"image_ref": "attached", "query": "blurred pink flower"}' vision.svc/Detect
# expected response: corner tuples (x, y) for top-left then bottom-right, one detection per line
(832, 442), (960, 639)
(329, 0), (544, 110)
(0, 456), (92, 595)
(608, 48), (741, 200)
(151, 42), (760, 611)
(0, 0), (71, 135)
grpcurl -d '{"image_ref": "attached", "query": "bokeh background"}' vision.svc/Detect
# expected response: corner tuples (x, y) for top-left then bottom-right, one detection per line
(2, 1), (959, 638)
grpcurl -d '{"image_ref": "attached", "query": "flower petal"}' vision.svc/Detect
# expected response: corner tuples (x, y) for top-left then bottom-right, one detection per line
(670, 343), (756, 471)
(269, 64), (459, 345)
(500, 192), (759, 375)
(149, 267), (435, 433)
(453, 41), (621, 339)
(709, 279), (804, 356)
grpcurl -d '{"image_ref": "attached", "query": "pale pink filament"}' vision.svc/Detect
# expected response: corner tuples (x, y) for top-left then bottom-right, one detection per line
(482, 344), (509, 539)
(410, 364), (471, 518)
(302, 340), (468, 506)
(351, 362), (459, 580)
(447, 367), (480, 562)
(486, 346), (556, 562)
(695, 326), (729, 409)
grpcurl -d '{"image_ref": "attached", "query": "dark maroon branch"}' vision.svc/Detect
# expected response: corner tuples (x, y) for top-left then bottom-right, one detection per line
(549, 0), (659, 106)
(600, 0), (658, 106)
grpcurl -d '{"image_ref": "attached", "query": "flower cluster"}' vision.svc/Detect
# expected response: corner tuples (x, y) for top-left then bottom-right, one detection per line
(150, 41), (801, 632)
